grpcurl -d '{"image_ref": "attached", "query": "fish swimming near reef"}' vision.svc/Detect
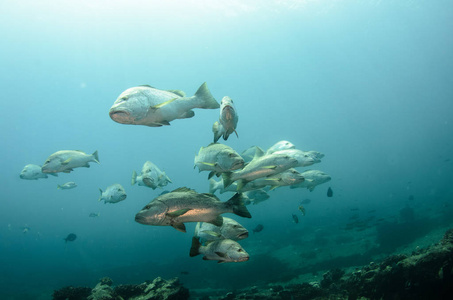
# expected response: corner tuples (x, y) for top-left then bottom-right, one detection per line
(64, 233), (77, 243)
(19, 164), (58, 180)
(41, 150), (99, 174)
(189, 237), (249, 263)
(194, 143), (244, 179)
(194, 217), (249, 242)
(109, 82), (219, 127)
(57, 182), (77, 190)
(132, 161), (171, 189)
(98, 184), (127, 204)
(212, 96), (238, 142)
(134, 187), (251, 233)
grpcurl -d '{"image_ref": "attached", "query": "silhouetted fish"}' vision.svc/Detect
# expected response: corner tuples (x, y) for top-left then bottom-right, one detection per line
(253, 224), (264, 233)
(327, 187), (333, 197)
(292, 214), (299, 224)
(64, 233), (77, 243)
(301, 198), (311, 205)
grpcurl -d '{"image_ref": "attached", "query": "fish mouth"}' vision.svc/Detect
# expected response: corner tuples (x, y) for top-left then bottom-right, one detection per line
(134, 214), (147, 224)
(238, 232), (249, 239)
(231, 160), (245, 170)
(109, 109), (132, 124)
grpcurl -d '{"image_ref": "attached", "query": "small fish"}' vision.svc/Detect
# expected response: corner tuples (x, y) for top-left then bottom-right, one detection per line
(57, 182), (77, 190)
(22, 226), (31, 234)
(99, 184), (127, 204)
(135, 187), (251, 232)
(292, 214), (299, 224)
(298, 205), (306, 216)
(189, 237), (249, 263)
(89, 212), (100, 218)
(290, 170), (331, 192)
(42, 150), (99, 174)
(212, 96), (238, 142)
(327, 187), (333, 197)
(64, 233), (77, 243)
(20, 164), (58, 180)
(109, 82), (219, 127)
(194, 143), (244, 179)
(132, 161), (171, 189)
(252, 224), (264, 233)
(194, 217), (249, 243)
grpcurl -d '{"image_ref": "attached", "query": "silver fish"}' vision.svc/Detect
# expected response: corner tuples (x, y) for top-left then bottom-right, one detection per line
(20, 164), (57, 180)
(272, 149), (316, 167)
(194, 217), (249, 243)
(212, 96), (238, 142)
(290, 170), (331, 191)
(134, 187), (251, 233)
(222, 150), (298, 190)
(98, 184), (127, 204)
(109, 82), (219, 127)
(194, 143), (244, 179)
(57, 182), (77, 190)
(189, 237), (249, 263)
(132, 161), (171, 189)
(265, 140), (296, 155)
(42, 150), (99, 174)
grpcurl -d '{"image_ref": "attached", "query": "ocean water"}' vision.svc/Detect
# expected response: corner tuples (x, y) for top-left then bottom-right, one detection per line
(1, 0), (453, 298)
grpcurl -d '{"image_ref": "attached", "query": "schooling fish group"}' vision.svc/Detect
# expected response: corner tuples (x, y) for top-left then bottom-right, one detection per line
(19, 82), (331, 263)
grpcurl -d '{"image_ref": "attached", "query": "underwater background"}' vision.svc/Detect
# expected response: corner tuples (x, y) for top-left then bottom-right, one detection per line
(1, 0), (453, 298)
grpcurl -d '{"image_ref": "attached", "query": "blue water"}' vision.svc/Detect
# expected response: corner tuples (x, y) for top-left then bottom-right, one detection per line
(1, 0), (453, 298)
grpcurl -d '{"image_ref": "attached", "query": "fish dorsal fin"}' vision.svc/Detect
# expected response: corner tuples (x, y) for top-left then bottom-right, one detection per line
(139, 84), (154, 88)
(171, 222), (186, 232)
(251, 147), (265, 160)
(167, 89), (186, 97)
(172, 187), (193, 193)
(150, 98), (178, 110)
(167, 208), (192, 218)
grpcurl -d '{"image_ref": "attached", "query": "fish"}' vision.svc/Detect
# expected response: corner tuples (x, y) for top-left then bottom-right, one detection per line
(301, 198), (311, 205)
(64, 233), (77, 243)
(22, 226), (31, 234)
(298, 205), (306, 216)
(41, 150), (99, 174)
(132, 161), (172, 189)
(194, 217), (249, 243)
(89, 212), (100, 218)
(208, 178), (238, 194)
(19, 164), (58, 180)
(289, 170), (331, 192)
(272, 149), (316, 167)
(194, 143), (244, 179)
(240, 146), (265, 163)
(252, 224), (264, 233)
(57, 182), (77, 190)
(305, 150), (325, 163)
(292, 214), (299, 223)
(134, 187), (251, 233)
(327, 187), (333, 197)
(212, 96), (238, 142)
(265, 140), (296, 155)
(249, 168), (305, 191)
(222, 150), (298, 190)
(98, 184), (127, 204)
(109, 82), (219, 127)
(189, 237), (249, 263)
(242, 189), (270, 205)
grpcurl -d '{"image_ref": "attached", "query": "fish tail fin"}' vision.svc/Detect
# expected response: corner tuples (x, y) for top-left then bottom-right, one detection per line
(212, 121), (224, 143)
(189, 237), (202, 257)
(194, 222), (201, 237)
(92, 150), (100, 164)
(222, 172), (233, 188)
(193, 82), (219, 109)
(98, 188), (103, 201)
(57, 185), (61, 189)
(131, 170), (137, 185)
(226, 193), (252, 218)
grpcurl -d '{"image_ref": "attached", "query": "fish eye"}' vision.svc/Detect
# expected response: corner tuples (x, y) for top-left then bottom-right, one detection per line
(237, 249), (243, 252)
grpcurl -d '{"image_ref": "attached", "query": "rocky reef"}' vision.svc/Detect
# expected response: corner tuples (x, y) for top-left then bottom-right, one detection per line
(53, 229), (453, 300)
(52, 276), (189, 300)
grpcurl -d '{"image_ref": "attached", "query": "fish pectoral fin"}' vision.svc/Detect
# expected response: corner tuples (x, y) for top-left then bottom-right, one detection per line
(208, 215), (224, 227)
(150, 97), (178, 110)
(171, 222), (187, 233)
(202, 230), (222, 238)
(167, 209), (192, 218)
(180, 110), (195, 119)
(61, 158), (72, 165)
(166, 89), (186, 97)
(215, 251), (228, 258)
(156, 120), (171, 126)
(261, 165), (277, 169)
(201, 162), (216, 167)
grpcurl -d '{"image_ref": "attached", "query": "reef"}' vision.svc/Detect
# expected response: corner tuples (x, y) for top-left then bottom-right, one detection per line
(52, 276), (189, 300)
(53, 229), (453, 300)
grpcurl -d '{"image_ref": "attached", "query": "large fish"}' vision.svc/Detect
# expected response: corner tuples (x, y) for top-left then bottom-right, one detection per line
(132, 161), (171, 189)
(189, 237), (249, 263)
(134, 187), (251, 233)
(20, 164), (57, 180)
(109, 82), (219, 127)
(222, 150), (298, 190)
(41, 150), (99, 174)
(194, 217), (249, 242)
(98, 184), (127, 204)
(194, 143), (244, 179)
(212, 96), (238, 142)
(289, 170), (331, 191)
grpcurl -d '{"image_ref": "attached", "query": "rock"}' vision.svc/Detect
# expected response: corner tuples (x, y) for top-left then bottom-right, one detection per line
(52, 286), (91, 300)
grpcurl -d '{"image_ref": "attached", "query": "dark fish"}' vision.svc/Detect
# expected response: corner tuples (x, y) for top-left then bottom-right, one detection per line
(89, 213), (100, 218)
(301, 198), (311, 205)
(253, 224), (264, 233)
(64, 233), (77, 243)
(327, 187), (333, 197)
(292, 214), (299, 224)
